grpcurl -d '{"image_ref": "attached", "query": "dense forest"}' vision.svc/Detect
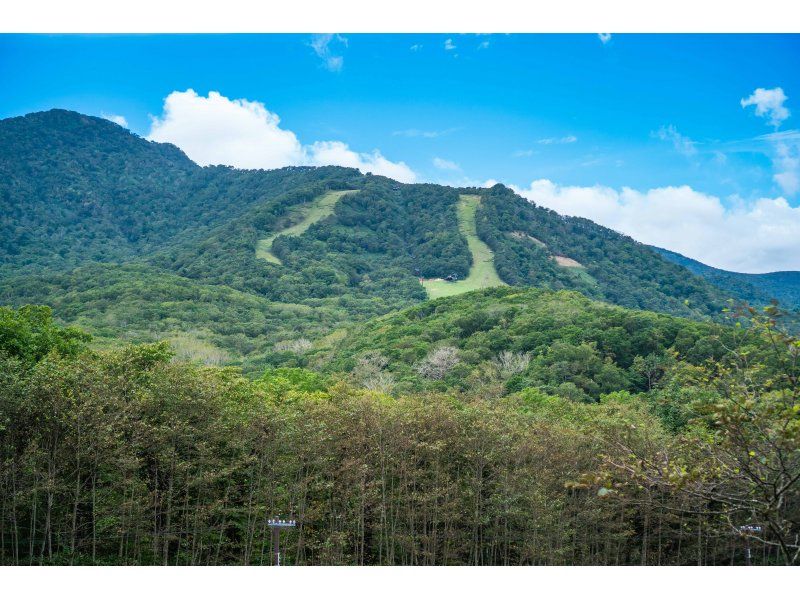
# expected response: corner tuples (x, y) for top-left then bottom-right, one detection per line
(1, 298), (798, 565)
(317, 287), (728, 400)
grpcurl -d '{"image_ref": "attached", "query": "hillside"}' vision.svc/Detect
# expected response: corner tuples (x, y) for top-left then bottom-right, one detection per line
(0, 109), (742, 366)
(476, 184), (729, 316)
(0, 263), (352, 362)
(317, 286), (726, 400)
(653, 246), (800, 310)
(0, 109), (195, 276)
(421, 194), (505, 298)
(0, 109), (364, 277)
(255, 189), (357, 265)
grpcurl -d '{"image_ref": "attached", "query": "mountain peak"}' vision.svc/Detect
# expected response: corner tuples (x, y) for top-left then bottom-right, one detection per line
(0, 107), (195, 170)
(3, 108), (125, 134)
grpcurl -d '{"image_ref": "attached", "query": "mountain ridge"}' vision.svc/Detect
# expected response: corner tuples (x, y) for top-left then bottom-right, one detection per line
(652, 246), (800, 309)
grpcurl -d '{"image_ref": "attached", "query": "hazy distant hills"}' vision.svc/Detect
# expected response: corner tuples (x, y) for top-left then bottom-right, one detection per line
(653, 247), (800, 310)
(2, 109), (793, 365)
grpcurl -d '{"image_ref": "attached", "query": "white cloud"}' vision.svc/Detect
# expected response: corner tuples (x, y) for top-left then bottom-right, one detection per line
(433, 157), (460, 171)
(598, 33), (612, 44)
(410, 44), (422, 52)
(147, 90), (415, 182)
(654, 125), (697, 157)
(511, 179), (800, 273)
(308, 141), (416, 183)
(741, 87), (790, 128)
(513, 149), (535, 158)
(101, 112), (128, 128)
(774, 141), (800, 195)
(148, 90), (305, 169)
(537, 135), (577, 145)
(310, 34), (347, 72)
(444, 38), (456, 51)
(756, 129), (800, 143)
(477, 40), (490, 50)
(741, 88), (797, 195)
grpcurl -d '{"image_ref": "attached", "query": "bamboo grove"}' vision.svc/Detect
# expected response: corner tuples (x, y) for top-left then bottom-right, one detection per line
(1, 304), (799, 565)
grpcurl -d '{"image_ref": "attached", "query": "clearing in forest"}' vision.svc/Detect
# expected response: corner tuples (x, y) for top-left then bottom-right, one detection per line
(422, 194), (505, 299)
(553, 255), (584, 268)
(256, 190), (354, 265)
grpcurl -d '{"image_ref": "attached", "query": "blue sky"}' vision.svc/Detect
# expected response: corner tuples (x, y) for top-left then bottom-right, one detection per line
(2, 34), (800, 272)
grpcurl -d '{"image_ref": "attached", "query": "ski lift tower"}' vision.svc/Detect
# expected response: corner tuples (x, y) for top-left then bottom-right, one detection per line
(268, 518), (296, 566)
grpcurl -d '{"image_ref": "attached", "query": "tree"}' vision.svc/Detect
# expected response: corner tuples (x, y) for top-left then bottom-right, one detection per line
(415, 347), (460, 380)
(0, 305), (90, 362)
(632, 351), (673, 391)
(605, 304), (800, 564)
(352, 351), (395, 393)
(492, 351), (531, 380)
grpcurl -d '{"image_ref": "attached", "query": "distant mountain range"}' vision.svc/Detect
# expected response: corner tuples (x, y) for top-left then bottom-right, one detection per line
(1, 109), (797, 367)
(653, 247), (800, 311)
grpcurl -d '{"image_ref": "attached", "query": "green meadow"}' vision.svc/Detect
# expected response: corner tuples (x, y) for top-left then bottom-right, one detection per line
(256, 189), (354, 265)
(422, 194), (505, 299)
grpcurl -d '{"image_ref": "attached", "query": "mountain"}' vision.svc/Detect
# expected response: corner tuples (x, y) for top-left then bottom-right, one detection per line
(653, 247), (800, 310)
(0, 109), (194, 276)
(475, 184), (725, 315)
(1, 109), (736, 366)
(0, 109), (360, 277)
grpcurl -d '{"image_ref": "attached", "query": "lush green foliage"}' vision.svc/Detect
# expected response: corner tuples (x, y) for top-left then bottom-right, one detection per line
(256, 190), (356, 264)
(0, 110), (359, 278)
(3, 108), (799, 568)
(1, 304), (797, 565)
(0, 304), (89, 362)
(0, 264), (353, 368)
(321, 286), (726, 400)
(422, 194), (505, 299)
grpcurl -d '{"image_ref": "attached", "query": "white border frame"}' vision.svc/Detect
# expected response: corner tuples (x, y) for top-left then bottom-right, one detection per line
(2, 0), (799, 33)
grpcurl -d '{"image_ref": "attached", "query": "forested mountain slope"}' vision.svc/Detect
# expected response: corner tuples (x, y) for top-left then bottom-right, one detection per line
(421, 194), (505, 298)
(653, 246), (800, 310)
(0, 109), (362, 276)
(1, 109), (195, 275)
(476, 185), (727, 316)
(2, 110), (799, 564)
(0, 109), (750, 366)
(318, 286), (726, 400)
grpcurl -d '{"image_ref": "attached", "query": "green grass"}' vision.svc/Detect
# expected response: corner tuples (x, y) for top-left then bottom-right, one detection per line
(256, 190), (354, 265)
(422, 194), (505, 299)
(572, 267), (599, 288)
